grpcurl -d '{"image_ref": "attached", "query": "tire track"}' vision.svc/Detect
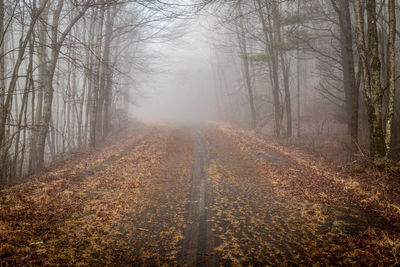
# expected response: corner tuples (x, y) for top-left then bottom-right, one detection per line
(182, 130), (216, 266)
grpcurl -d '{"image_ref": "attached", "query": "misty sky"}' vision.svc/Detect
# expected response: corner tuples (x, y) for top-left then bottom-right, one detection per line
(133, 16), (218, 123)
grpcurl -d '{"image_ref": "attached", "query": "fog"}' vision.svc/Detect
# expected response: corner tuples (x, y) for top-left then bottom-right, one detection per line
(1, 0), (399, 187)
(133, 18), (218, 124)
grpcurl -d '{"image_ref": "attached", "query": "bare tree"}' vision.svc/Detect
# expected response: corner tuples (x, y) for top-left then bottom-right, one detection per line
(354, 0), (396, 159)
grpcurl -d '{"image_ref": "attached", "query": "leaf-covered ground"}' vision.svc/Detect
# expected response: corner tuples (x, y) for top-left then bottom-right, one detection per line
(0, 122), (399, 265)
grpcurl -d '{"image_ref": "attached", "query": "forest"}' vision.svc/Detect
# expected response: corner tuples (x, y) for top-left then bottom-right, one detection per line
(0, 0), (399, 265)
(209, 0), (400, 161)
(0, 0), (197, 186)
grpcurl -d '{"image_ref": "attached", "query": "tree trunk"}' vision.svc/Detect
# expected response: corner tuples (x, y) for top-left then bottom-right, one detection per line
(84, 8), (97, 148)
(236, 4), (256, 129)
(297, 45), (301, 137)
(36, 0), (90, 168)
(336, 0), (358, 151)
(90, 7), (105, 149)
(281, 55), (292, 137)
(102, 5), (117, 136)
(276, 15), (292, 137)
(269, 4), (283, 137)
(1, 0), (48, 180)
(36, 0), (64, 168)
(0, 0), (4, 128)
(385, 0), (396, 157)
(12, 36), (34, 182)
(256, 0), (282, 136)
(0, 0), (5, 185)
(30, 0), (49, 170)
(297, 0), (301, 138)
(354, 0), (386, 159)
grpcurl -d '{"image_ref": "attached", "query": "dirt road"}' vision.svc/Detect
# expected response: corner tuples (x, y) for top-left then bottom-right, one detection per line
(0, 123), (398, 265)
